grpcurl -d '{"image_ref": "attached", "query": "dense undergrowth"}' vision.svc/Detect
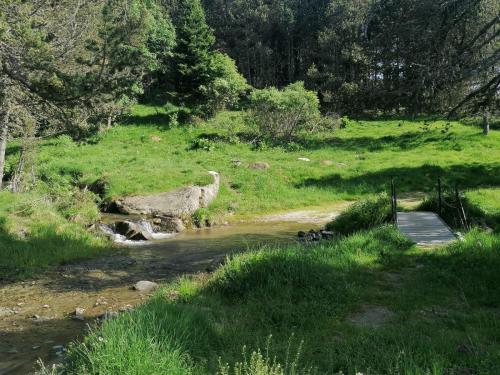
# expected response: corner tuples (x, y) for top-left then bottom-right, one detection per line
(56, 227), (500, 374)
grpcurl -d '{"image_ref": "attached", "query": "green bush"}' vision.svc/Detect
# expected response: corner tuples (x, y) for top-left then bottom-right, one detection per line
(418, 192), (494, 231)
(326, 195), (392, 235)
(249, 82), (320, 141)
(201, 52), (249, 116)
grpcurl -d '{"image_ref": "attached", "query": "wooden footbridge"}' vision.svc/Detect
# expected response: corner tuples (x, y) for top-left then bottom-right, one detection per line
(391, 178), (468, 246)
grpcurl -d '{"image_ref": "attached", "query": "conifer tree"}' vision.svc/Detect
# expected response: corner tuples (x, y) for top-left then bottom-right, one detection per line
(171, 0), (216, 111)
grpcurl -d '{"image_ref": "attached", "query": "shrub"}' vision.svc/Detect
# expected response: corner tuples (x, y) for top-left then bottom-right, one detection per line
(249, 82), (320, 141)
(418, 192), (492, 231)
(326, 195), (392, 235)
(201, 52), (249, 116)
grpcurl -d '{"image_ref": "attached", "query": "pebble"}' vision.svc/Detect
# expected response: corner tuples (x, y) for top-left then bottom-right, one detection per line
(119, 304), (134, 312)
(0, 307), (15, 317)
(32, 346), (41, 350)
(298, 157), (311, 162)
(43, 304), (50, 309)
(73, 307), (86, 321)
(52, 345), (64, 352)
(133, 280), (159, 293)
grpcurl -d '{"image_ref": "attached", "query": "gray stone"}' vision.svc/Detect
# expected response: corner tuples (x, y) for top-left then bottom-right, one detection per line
(133, 281), (159, 293)
(72, 307), (85, 321)
(114, 171), (220, 218)
(249, 162), (270, 170)
(0, 307), (15, 317)
(114, 221), (153, 241)
(99, 311), (119, 321)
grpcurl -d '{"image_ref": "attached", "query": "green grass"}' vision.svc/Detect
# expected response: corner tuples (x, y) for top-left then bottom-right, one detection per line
(15, 105), (499, 220)
(60, 227), (500, 374)
(0, 190), (108, 280)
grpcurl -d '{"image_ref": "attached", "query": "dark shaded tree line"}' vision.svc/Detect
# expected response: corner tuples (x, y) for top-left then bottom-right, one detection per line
(202, 0), (499, 116)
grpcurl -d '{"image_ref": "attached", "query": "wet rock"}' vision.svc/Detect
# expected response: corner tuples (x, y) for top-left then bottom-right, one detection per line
(32, 315), (52, 324)
(72, 307), (86, 321)
(6, 348), (19, 354)
(119, 305), (134, 312)
(133, 281), (159, 293)
(52, 345), (64, 352)
(297, 231), (306, 238)
(206, 256), (227, 273)
(153, 216), (185, 233)
(320, 230), (334, 240)
(115, 221), (153, 241)
(0, 307), (15, 317)
(32, 346), (41, 351)
(99, 311), (119, 321)
(249, 162), (270, 170)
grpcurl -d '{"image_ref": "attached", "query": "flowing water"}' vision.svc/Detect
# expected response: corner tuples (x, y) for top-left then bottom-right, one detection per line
(0, 215), (332, 375)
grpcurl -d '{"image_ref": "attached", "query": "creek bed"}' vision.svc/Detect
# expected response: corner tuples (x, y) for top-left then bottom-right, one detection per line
(0, 219), (323, 375)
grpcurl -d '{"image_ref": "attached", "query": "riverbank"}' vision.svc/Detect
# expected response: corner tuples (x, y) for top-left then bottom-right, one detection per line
(0, 219), (327, 374)
(50, 228), (500, 374)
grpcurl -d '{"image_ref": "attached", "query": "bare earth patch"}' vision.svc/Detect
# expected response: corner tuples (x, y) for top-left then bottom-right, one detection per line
(348, 306), (394, 328)
(257, 202), (352, 224)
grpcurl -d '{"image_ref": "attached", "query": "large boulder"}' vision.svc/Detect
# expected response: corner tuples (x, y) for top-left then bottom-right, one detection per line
(114, 172), (220, 217)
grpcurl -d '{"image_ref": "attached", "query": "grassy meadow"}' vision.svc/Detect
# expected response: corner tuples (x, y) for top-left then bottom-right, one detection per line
(28, 105), (500, 219)
(1, 105), (499, 278)
(60, 228), (500, 374)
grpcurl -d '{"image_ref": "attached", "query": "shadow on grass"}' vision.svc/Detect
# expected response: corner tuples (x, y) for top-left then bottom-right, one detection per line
(298, 164), (500, 195)
(67, 228), (500, 374)
(0, 218), (108, 284)
(298, 131), (455, 152)
(123, 113), (176, 129)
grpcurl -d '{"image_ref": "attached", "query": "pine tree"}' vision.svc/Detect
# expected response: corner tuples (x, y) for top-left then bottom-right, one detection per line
(171, 0), (216, 111)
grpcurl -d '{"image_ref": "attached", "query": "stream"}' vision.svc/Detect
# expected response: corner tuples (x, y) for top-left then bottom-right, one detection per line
(0, 215), (331, 375)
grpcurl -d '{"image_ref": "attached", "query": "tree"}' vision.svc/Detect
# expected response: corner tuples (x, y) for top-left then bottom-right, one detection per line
(0, 0), (175, 189)
(170, 0), (216, 111)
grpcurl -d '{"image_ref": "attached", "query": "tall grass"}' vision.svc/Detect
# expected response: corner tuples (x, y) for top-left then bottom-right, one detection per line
(63, 228), (500, 374)
(325, 194), (392, 235)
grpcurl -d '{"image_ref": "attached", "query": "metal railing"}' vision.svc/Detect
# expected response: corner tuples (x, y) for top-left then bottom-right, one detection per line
(390, 177), (470, 230)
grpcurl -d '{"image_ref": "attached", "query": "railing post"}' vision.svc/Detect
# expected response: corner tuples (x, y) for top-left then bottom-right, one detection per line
(391, 177), (397, 223)
(438, 178), (442, 217)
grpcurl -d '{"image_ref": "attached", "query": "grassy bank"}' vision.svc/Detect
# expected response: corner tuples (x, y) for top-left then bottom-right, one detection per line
(20, 105), (500, 220)
(59, 227), (500, 374)
(0, 189), (108, 280)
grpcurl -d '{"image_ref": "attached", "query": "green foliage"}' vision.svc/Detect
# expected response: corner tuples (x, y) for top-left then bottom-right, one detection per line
(201, 52), (249, 116)
(249, 82), (320, 140)
(171, 0), (216, 112)
(326, 195), (392, 235)
(218, 337), (313, 375)
(418, 189), (500, 232)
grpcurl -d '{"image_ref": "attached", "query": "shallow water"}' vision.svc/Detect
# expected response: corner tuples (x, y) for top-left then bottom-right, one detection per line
(0, 219), (322, 375)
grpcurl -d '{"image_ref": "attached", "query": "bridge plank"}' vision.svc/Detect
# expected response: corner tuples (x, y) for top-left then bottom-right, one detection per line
(397, 212), (456, 246)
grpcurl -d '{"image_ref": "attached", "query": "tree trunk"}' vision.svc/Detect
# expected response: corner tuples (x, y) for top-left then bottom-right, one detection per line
(0, 108), (10, 189)
(483, 111), (490, 135)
